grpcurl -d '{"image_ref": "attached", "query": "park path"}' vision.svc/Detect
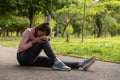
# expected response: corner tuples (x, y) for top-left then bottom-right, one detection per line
(0, 46), (120, 80)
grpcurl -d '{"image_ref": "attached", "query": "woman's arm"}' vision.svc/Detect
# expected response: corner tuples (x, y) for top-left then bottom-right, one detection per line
(18, 29), (33, 52)
(18, 29), (48, 52)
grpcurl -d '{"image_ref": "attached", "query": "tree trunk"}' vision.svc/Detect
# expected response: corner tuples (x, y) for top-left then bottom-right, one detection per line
(3, 30), (6, 36)
(61, 18), (74, 37)
(97, 26), (102, 38)
(29, 16), (34, 28)
(66, 33), (70, 42)
(111, 33), (116, 37)
(16, 29), (19, 36)
(95, 14), (103, 38)
(54, 24), (59, 37)
(6, 28), (9, 36)
(94, 30), (96, 38)
(29, 7), (35, 28)
(10, 32), (12, 36)
(62, 25), (67, 37)
(104, 30), (107, 37)
(61, 14), (76, 37)
(0, 31), (2, 36)
(44, 15), (52, 30)
(44, 15), (51, 23)
(77, 32), (80, 38)
(93, 25), (96, 38)
(96, 24), (102, 38)
(20, 30), (23, 36)
(81, 0), (86, 43)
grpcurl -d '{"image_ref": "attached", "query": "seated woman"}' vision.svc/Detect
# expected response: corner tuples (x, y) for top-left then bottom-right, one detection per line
(17, 22), (96, 71)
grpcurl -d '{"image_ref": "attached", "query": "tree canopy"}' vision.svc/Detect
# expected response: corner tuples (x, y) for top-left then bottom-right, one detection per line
(0, 0), (120, 42)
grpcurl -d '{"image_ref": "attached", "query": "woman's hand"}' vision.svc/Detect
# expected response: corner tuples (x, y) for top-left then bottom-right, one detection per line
(40, 36), (48, 41)
(31, 36), (48, 45)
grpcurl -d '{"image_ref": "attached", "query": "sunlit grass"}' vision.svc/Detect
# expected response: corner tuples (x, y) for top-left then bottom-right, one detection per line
(0, 36), (20, 48)
(0, 36), (120, 63)
(51, 37), (120, 63)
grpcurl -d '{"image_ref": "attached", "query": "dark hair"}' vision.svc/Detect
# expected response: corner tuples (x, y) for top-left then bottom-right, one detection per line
(35, 22), (51, 36)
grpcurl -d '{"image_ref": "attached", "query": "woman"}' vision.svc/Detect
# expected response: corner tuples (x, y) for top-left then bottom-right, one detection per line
(17, 22), (96, 71)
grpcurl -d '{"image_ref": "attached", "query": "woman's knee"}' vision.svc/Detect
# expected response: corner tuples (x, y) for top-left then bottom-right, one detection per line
(39, 39), (49, 46)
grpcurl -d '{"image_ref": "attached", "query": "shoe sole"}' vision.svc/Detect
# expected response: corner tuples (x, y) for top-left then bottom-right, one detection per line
(83, 56), (96, 71)
(53, 66), (71, 71)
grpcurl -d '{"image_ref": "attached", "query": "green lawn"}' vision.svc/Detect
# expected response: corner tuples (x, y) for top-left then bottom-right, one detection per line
(0, 36), (120, 63)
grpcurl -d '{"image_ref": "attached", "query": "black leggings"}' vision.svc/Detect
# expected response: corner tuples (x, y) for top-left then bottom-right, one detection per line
(17, 40), (79, 69)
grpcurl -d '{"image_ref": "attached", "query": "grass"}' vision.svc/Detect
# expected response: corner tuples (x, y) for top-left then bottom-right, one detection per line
(0, 36), (120, 63)
(0, 36), (20, 48)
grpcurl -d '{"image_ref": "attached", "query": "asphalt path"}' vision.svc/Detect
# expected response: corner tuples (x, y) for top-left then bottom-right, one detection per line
(0, 46), (120, 80)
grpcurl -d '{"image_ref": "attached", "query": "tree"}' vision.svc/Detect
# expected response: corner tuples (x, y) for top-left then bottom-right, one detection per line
(56, 11), (77, 37)
(95, 14), (104, 37)
(92, 1), (106, 38)
(0, 14), (28, 36)
(52, 0), (79, 37)
(0, 0), (75, 28)
(71, 19), (82, 38)
(101, 1), (120, 37)
(103, 15), (117, 37)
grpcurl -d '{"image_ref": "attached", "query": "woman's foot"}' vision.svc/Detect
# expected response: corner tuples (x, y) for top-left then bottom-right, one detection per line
(80, 56), (96, 71)
(53, 61), (71, 71)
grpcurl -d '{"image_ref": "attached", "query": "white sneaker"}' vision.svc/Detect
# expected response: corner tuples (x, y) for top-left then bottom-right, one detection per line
(53, 61), (71, 71)
(81, 56), (96, 71)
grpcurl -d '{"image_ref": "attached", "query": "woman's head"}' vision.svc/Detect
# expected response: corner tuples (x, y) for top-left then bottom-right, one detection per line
(35, 22), (51, 37)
